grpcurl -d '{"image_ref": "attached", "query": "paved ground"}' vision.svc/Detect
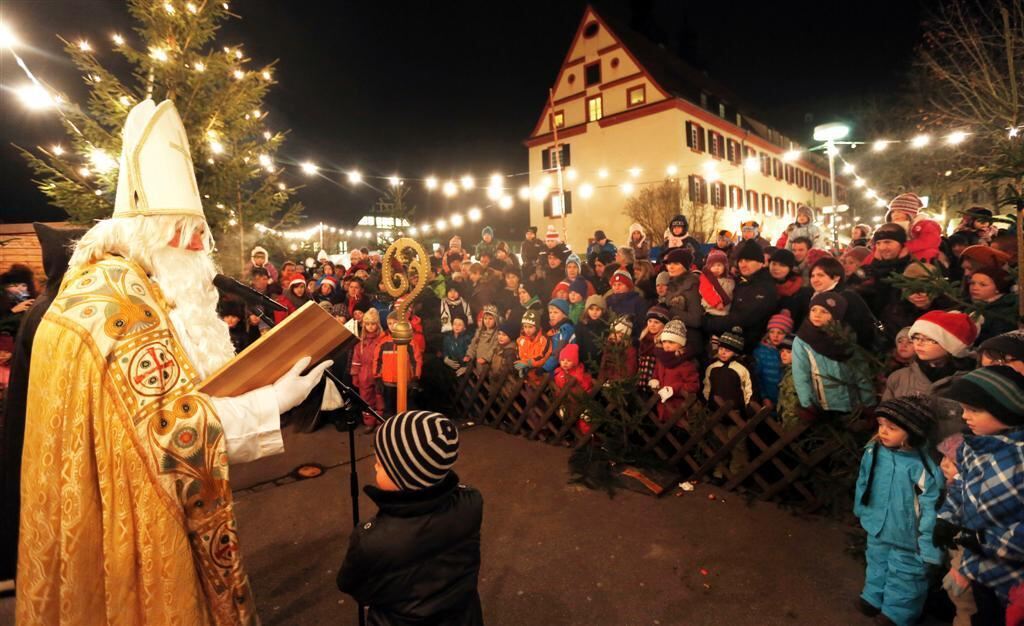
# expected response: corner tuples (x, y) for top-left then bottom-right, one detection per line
(2, 421), (871, 625)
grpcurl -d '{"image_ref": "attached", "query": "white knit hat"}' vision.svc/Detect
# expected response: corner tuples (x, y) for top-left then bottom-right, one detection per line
(113, 99), (205, 219)
(660, 320), (687, 347)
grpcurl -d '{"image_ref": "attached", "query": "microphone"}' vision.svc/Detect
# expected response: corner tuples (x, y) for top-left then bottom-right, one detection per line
(213, 274), (287, 312)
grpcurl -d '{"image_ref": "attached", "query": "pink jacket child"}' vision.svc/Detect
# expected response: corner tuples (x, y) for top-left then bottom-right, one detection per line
(553, 344), (596, 435)
(349, 308), (388, 427)
(886, 193), (942, 263)
(648, 320), (700, 423)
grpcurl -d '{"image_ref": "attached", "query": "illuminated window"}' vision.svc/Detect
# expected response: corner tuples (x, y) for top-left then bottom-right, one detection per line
(627, 85), (645, 107)
(587, 95), (603, 122)
(552, 110), (565, 129)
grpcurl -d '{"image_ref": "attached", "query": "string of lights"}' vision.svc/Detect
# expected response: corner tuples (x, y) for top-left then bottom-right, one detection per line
(3, 16), (1018, 244)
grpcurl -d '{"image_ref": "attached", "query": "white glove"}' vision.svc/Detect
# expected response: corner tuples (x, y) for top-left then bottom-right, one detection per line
(658, 386), (674, 403)
(648, 378), (660, 390)
(273, 356), (334, 414)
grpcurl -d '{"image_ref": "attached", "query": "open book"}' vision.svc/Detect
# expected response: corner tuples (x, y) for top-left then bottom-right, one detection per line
(198, 301), (356, 397)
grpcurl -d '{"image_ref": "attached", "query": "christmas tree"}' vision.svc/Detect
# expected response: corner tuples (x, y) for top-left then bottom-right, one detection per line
(17, 0), (302, 275)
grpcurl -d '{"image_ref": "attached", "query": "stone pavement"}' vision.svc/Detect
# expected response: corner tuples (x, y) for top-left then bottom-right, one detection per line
(1, 421), (871, 625)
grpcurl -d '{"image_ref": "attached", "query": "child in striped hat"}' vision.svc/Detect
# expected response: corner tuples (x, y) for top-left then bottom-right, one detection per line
(885, 192), (942, 263)
(936, 366), (1024, 623)
(337, 411), (483, 624)
(752, 309), (793, 406)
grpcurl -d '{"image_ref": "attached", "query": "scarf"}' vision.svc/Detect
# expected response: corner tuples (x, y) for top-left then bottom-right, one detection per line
(654, 347), (690, 368)
(916, 356), (959, 383)
(796, 319), (854, 362)
(698, 271), (732, 308)
(776, 274), (803, 297)
(285, 286), (308, 309)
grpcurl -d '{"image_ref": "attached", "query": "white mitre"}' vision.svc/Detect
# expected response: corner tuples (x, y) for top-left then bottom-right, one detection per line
(113, 99), (205, 219)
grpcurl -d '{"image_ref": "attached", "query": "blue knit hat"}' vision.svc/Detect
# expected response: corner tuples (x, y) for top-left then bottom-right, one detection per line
(565, 253), (582, 271)
(549, 298), (571, 316)
(374, 411), (460, 490)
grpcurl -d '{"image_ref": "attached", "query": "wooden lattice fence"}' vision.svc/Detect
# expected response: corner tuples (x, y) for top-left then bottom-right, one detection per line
(452, 364), (856, 512)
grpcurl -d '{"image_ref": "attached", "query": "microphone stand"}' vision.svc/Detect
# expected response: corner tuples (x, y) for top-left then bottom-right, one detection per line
(322, 372), (383, 626)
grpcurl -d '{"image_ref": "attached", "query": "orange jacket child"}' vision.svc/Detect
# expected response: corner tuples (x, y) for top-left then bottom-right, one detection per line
(515, 309), (551, 384)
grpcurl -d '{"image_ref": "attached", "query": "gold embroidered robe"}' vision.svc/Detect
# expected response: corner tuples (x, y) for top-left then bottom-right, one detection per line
(17, 255), (256, 625)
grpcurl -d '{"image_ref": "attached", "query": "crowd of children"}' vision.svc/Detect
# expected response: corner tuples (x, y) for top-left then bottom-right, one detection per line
(217, 193), (1022, 624)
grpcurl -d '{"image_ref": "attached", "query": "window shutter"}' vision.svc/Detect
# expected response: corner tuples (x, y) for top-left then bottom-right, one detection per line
(561, 145), (571, 168)
(698, 125), (706, 152)
(686, 122), (695, 149)
(562, 191), (573, 215)
(543, 193), (552, 217)
(700, 179), (709, 203)
(688, 175), (698, 200)
(542, 149), (551, 171)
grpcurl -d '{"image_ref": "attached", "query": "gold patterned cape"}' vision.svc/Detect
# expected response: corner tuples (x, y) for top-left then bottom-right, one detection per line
(17, 255), (256, 625)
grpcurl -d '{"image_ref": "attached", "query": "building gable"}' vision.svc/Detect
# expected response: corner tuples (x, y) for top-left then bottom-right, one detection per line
(528, 6), (669, 140)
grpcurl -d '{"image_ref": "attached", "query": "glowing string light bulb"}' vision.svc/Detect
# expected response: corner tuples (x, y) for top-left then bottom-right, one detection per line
(347, 170), (362, 184)
(620, 182), (635, 195)
(499, 195), (514, 209)
(425, 176), (439, 190)
(910, 134), (930, 148)
(388, 175), (401, 187)
(579, 182), (594, 199)
(150, 47), (169, 62)
(945, 131), (967, 145)
(460, 175), (475, 190)
(194, 61), (206, 72)
(872, 140), (889, 152)
(467, 207), (482, 222)
(78, 40), (91, 52)
(300, 161), (318, 175)
(666, 164), (678, 176)
(450, 213), (465, 227)
(518, 185), (530, 200)
(52, 144), (64, 155)
(111, 33), (124, 46)
(442, 181), (458, 197)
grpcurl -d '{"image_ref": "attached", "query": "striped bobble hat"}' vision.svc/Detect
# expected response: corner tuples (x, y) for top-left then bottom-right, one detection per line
(886, 192), (924, 219)
(374, 411), (460, 490)
(944, 365), (1024, 426)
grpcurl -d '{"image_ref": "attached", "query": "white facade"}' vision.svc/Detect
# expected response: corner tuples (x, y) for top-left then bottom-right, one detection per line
(527, 7), (845, 252)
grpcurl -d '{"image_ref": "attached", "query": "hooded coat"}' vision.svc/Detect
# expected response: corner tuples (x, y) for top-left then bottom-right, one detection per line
(628, 222), (650, 261)
(785, 208), (824, 250)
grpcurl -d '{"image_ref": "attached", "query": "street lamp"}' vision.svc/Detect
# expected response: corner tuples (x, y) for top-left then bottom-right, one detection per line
(813, 122), (850, 249)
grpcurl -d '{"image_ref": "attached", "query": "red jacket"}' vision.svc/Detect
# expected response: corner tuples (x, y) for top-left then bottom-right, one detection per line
(652, 350), (700, 395)
(554, 363), (594, 393)
(350, 329), (387, 391)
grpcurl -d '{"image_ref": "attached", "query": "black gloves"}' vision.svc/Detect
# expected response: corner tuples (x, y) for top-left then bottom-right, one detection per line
(933, 518), (984, 552)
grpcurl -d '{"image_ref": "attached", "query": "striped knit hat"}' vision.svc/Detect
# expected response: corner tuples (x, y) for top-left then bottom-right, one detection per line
(944, 365), (1024, 426)
(767, 309), (794, 334)
(886, 192), (924, 220)
(874, 395), (936, 442)
(374, 411), (460, 490)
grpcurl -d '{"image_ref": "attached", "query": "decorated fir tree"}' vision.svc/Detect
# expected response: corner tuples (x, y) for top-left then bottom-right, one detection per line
(18, 0), (301, 275)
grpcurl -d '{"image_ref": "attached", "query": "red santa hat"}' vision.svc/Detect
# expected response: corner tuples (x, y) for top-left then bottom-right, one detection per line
(545, 225), (561, 243)
(609, 269), (634, 290)
(909, 310), (980, 358)
(886, 193), (924, 220)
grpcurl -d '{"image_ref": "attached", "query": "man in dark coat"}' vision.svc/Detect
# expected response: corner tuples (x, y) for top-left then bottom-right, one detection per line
(1, 223), (86, 583)
(704, 239), (779, 352)
(855, 224), (912, 324)
(338, 411), (483, 626)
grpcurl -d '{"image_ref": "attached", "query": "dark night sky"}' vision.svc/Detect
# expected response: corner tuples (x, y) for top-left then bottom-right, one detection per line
(0, 0), (923, 240)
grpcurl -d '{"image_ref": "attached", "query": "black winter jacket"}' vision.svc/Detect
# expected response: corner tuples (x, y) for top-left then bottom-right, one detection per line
(704, 267), (779, 352)
(337, 473), (484, 626)
(855, 256), (911, 321)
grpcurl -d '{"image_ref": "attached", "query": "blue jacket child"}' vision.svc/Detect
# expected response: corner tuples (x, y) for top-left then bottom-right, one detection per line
(935, 366), (1024, 613)
(543, 299), (576, 373)
(751, 310), (793, 404)
(854, 397), (943, 626)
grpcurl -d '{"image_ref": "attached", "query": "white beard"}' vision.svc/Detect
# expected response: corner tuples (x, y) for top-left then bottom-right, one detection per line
(150, 246), (236, 381)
